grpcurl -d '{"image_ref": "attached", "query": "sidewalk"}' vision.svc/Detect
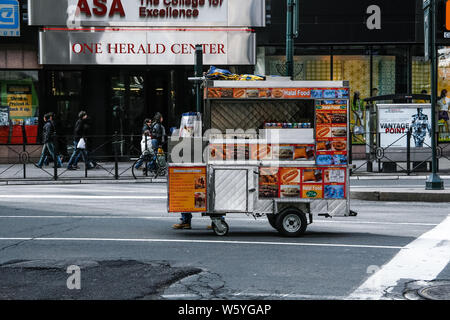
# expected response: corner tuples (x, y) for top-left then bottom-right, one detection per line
(350, 187), (450, 202)
(2, 161), (450, 202)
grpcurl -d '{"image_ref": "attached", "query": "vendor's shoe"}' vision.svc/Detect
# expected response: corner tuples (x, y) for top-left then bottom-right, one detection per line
(172, 223), (191, 230)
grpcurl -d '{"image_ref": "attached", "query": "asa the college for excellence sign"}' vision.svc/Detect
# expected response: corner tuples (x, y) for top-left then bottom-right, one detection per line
(39, 29), (256, 65)
(28, 0), (265, 27)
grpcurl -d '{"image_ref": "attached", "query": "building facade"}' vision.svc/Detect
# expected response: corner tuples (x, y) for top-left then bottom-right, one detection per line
(1, 0), (449, 156)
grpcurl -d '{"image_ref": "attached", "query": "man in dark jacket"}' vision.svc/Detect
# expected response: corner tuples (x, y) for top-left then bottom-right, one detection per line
(67, 111), (90, 170)
(151, 112), (165, 151)
(36, 112), (62, 168)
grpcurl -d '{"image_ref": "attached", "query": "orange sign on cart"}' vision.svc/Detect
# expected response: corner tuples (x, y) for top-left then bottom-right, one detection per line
(168, 166), (207, 213)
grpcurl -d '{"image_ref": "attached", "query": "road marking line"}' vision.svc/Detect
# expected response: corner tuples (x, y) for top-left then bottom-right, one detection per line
(0, 237), (404, 250)
(0, 215), (438, 226)
(0, 195), (166, 200)
(348, 214), (450, 300)
(162, 293), (345, 300)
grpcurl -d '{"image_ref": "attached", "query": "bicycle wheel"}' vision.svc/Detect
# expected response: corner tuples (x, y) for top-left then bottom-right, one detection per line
(131, 158), (150, 179)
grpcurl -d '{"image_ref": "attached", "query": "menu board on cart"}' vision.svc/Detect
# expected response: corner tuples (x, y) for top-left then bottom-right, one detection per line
(259, 167), (346, 200)
(207, 88), (349, 100)
(315, 100), (348, 166)
(168, 166), (207, 213)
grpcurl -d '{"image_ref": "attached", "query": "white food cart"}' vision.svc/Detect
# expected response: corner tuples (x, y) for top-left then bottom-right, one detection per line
(168, 79), (356, 236)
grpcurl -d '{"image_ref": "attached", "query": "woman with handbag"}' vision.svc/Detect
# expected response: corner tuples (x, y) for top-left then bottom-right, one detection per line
(67, 111), (91, 170)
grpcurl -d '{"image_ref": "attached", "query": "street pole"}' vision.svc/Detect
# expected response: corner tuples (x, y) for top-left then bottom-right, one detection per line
(194, 44), (203, 113)
(286, 0), (294, 79)
(286, 0), (298, 79)
(424, 0), (444, 190)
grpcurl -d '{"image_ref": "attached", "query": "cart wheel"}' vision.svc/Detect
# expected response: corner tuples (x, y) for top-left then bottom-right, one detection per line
(212, 220), (229, 236)
(276, 209), (307, 237)
(267, 214), (277, 230)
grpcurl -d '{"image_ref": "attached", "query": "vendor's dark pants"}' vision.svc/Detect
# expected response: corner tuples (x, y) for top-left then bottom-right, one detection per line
(181, 213), (192, 224)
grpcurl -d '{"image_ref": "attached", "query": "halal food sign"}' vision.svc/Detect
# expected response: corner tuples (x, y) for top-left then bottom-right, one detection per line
(70, 0), (227, 23)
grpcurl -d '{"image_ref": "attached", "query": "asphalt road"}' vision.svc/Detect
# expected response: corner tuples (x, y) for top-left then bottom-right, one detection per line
(0, 183), (449, 300)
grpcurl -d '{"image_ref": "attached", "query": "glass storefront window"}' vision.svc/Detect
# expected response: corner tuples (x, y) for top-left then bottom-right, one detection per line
(47, 71), (82, 140)
(333, 56), (371, 98)
(373, 56), (396, 97)
(0, 70), (40, 144)
(264, 55), (331, 81)
(333, 56), (371, 145)
(412, 57), (431, 95)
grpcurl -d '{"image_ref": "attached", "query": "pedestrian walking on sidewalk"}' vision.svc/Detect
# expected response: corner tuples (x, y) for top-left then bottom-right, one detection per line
(36, 112), (62, 168)
(438, 89), (450, 131)
(67, 111), (90, 170)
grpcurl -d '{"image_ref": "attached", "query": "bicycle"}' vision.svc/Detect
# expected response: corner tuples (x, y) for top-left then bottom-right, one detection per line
(131, 147), (167, 179)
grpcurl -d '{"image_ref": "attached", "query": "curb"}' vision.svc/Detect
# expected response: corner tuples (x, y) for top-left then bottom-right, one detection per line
(0, 178), (167, 186)
(350, 175), (450, 180)
(351, 190), (450, 202)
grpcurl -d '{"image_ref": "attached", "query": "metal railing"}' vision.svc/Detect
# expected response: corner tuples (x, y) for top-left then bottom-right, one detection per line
(349, 129), (450, 175)
(0, 129), (164, 181)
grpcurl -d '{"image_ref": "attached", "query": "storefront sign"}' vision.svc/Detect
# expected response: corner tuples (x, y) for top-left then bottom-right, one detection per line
(28, 0), (265, 27)
(378, 104), (432, 148)
(39, 30), (255, 65)
(0, 0), (20, 37)
(6, 85), (33, 118)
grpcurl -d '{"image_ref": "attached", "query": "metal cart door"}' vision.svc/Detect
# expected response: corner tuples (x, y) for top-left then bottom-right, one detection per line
(211, 168), (253, 213)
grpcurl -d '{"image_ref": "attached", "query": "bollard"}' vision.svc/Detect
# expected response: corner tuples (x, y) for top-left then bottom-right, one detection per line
(21, 124), (27, 179)
(407, 130), (411, 175)
(114, 133), (119, 180)
(53, 135), (58, 181)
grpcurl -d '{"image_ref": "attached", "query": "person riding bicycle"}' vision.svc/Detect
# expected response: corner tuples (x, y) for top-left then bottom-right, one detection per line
(134, 118), (153, 171)
(142, 112), (165, 174)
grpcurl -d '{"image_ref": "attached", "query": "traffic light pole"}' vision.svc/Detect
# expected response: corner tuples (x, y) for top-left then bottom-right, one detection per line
(286, 0), (299, 79)
(425, 0), (444, 190)
(194, 44), (203, 113)
(286, 0), (294, 79)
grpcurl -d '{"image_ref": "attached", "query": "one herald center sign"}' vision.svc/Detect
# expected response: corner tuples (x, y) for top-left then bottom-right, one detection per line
(39, 30), (256, 65)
